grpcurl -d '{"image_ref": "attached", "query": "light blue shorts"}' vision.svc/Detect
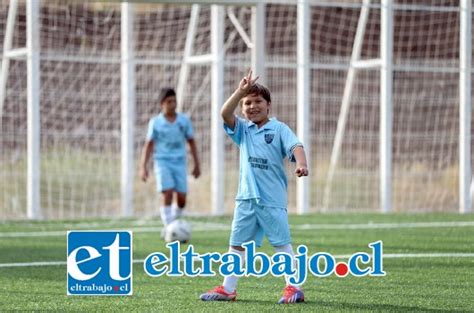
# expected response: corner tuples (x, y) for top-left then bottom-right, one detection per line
(153, 158), (187, 193)
(229, 199), (291, 247)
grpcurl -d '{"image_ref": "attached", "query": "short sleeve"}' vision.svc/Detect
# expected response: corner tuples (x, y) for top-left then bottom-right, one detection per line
(184, 116), (194, 139)
(223, 116), (244, 145)
(280, 123), (303, 162)
(146, 118), (156, 141)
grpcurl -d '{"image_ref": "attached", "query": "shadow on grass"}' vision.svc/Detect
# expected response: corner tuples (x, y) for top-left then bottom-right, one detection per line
(313, 300), (461, 312)
(230, 299), (276, 305)
(229, 298), (461, 312)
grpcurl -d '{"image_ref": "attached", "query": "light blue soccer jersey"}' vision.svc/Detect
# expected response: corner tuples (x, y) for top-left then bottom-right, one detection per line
(224, 116), (302, 208)
(146, 113), (194, 160)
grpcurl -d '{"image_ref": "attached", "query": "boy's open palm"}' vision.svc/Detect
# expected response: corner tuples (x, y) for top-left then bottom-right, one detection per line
(239, 69), (259, 93)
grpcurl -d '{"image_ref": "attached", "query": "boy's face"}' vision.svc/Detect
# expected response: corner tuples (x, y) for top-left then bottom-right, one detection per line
(241, 93), (270, 125)
(160, 96), (177, 114)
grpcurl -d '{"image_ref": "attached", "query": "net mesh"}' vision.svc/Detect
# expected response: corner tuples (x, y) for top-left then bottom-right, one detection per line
(0, 0), (468, 219)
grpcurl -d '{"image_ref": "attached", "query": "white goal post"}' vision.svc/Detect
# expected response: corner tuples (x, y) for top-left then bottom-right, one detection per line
(0, 0), (472, 220)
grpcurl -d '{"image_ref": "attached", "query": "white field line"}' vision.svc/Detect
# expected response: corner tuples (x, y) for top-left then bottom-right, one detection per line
(0, 216), (221, 229)
(1, 253), (474, 268)
(0, 223), (229, 238)
(294, 221), (474, 230)
(0, 221), (473, 238)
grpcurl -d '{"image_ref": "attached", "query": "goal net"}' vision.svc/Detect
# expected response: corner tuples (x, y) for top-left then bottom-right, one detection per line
(0, 0), (465, 219)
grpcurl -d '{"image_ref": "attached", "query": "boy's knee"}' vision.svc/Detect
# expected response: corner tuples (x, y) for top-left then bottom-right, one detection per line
(161, 190), (173, 205)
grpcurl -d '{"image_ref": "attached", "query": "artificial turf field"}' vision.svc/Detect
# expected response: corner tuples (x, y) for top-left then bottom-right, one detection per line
(0, 213), (473, 312)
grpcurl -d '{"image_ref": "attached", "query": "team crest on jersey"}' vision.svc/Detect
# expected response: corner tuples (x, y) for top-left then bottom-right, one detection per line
(265, 133), (274, 144)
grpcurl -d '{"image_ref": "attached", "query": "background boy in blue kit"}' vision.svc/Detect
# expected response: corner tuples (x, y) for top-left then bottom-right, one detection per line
(139, 88), (201, 227)
(200, 70), (309, 304)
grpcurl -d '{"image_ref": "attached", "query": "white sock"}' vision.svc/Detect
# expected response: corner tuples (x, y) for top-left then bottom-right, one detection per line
(160, 205), (172, 226)
(222, 248), (245, 293)
(274, 244), (301, 289)
(172, 205), (183, 220)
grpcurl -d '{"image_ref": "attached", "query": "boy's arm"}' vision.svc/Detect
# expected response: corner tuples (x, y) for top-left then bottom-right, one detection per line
(221, 69), (259, 130)
(220, 89), (245, 130)
(139, 140), (154, 182)
(293, 146), (309, 177)
(187, 138), (201, 178)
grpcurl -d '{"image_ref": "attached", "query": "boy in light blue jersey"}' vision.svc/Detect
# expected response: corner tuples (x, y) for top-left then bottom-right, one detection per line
(139, 88), (200, 227)
(200, 70), (309, 304)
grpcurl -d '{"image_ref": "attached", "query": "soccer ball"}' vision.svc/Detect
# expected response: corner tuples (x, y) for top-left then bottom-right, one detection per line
(164, 219), (192, 243)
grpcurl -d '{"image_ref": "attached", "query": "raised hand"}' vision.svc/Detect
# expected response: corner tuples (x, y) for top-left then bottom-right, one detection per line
(238, 69), (259, 93)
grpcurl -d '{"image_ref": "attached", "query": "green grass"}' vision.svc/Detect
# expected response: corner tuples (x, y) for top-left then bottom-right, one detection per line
(0, 213), (473, 311)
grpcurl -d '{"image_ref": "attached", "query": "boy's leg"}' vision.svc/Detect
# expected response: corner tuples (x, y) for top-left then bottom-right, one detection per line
(273, 244), (302, 289)
(200, 245), (243, 301)
(228, 200), (259, 247)
(171, 159), (187, 221)
(200, 200), (258, 301)
(160, 189), (173, 226)
(172, 192), (186, 220)
(257, 206), (304, 304)
(274, 244), (304, 304)
(154, 160), (175, 226)
(222, 246), (245, 293)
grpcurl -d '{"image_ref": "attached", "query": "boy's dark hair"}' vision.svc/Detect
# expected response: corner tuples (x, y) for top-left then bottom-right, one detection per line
(245, 83), (271, 103)
(158, 88), (176, 104)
